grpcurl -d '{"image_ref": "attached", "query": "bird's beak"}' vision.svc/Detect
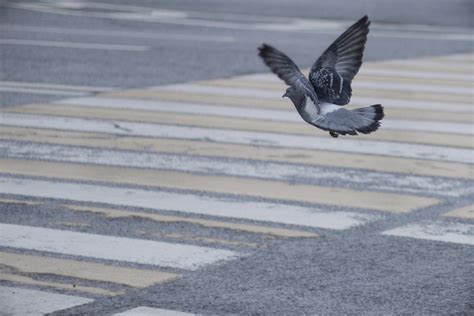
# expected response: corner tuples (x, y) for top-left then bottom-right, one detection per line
(282, 92), (288, 98)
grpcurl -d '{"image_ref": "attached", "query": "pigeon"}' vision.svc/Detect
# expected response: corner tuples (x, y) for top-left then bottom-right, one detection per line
(258, 15), (384, 138)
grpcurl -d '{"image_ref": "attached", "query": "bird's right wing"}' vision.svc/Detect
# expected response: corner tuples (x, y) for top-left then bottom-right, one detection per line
(258, 44), (319, 111)
(309, 16), (370, 105)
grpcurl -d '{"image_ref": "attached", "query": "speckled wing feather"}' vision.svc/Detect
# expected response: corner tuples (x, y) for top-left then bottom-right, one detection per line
(309, 15), (370, 105)
(259, 44), (319, 111)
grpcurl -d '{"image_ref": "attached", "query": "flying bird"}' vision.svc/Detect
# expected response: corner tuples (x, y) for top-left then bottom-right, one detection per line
(258, 15), (384, 138)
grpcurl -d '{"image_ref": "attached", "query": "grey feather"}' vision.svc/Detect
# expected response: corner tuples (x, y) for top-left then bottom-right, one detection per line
(309, 15), (370, 105)
(311, 104), (384, 135)
(285, 86), (384, 136)
(258, 44), (320, 112)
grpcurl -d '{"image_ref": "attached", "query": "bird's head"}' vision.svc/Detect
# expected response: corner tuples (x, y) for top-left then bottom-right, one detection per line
(282, 87), (299, 102)
(282, 87), (306, 111)
(282, 87), (292, 99)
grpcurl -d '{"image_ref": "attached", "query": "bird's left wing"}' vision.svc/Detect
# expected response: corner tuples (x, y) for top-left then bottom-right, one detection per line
(258, 44), (319, 111)
(309, 16), (370, 105)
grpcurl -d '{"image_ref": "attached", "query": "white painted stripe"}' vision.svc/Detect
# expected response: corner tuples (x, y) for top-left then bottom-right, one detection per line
(0, 159), (441, 213)
(0, 223), (237, 270)
(0, 39), (148, 51)
(353, 81), (473, 95)
(0, 80), (114, 92)
(351, 96), (472, 113)
(232, 73), (286, 81)
(59, 97), (302, 122)
(3, 126), (468, 179)
(193, 79), (473, 112)
(0, 86), (87, 96)
(382, 119), (472, 135)
(205, 75), (473, 98)
(239, 68), (474, 82)
(0, 251), (177, 289)
(370, 30), (474, 42)
(373, 24), (473, 35)
(4, 24), (235, 43)
(0, 177), (379, 230)
(380, 59), (474, 71)
(155, 83), (474, 99)
(0, 286), (93, 316)
(359, 68), (474, 81)
(383, 221), (474, 245)
(0, 273), (120, 296)
(114, 307), (197, 316)
(59, 97), (474, 127)
(2, 113), (473, 163)
(443, 205), (474, 219)
(438, 54), (474, 62)
(155, 84), (283, 99)
(2, 141), (471, 197)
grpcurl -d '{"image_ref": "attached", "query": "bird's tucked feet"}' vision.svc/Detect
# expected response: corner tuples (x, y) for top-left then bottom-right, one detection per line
(329, 131), (339, 138)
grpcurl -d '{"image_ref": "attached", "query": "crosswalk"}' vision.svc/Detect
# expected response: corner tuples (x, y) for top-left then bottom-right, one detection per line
(1, 52), (473, 314)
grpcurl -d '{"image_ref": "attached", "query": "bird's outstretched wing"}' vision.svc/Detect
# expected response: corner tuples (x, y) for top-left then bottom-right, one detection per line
(309, 15), (370, 105)
(259, 44), (319, 111)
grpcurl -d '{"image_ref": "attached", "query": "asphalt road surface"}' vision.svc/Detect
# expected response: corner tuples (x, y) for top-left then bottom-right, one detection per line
(1, 1), (473, 315)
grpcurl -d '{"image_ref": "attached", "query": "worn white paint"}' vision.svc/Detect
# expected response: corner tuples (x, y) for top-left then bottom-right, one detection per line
(1, 141), (471, 197)
(0, 39), (148, 51)
(382, 221), (474, 245)
(351, 96), (472, 113)
(359, 68), (474, 81)
(154, 84), (285, 99)
(237, 69), (474, 82)
(381, 118), (472, 135)
(0, 81), (114, 92)
(58, 97), (302, 122)
(155, 83), (473, 99)
(353, 80), (473, 94)
(0, 87), (87, 96)
(114, 306), (197, 316)
(59, 95), (473, 122)
(378, 59), (474, 71)
(2, 113), (473, 163)
(0, 223), (238, 270)
(0, 177), (378, 230)
(0, 286), (93, 316)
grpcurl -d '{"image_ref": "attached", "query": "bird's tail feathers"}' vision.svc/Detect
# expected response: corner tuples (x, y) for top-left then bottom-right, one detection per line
(350, 104), (384, 134)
